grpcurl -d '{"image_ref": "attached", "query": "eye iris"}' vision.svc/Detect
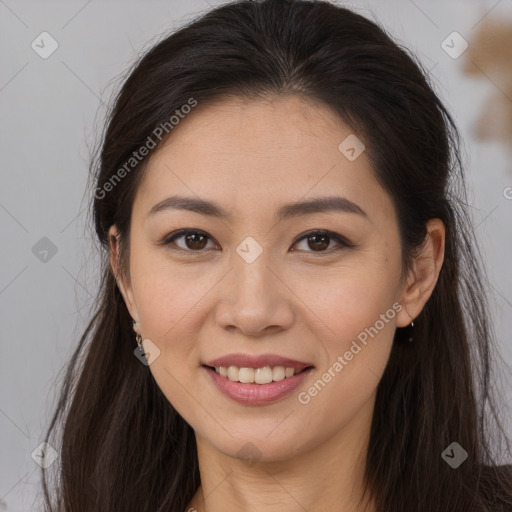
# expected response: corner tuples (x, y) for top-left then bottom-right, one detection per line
(186, 233), (207, 250)
(308, 234), (330, 251)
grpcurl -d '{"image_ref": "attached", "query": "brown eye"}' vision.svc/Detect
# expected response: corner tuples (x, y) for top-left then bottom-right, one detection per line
(162, 230), (216, 252)
(306, 233), (330, 251)
(291, 230), (352, 254)
(183, 232), (208, 250)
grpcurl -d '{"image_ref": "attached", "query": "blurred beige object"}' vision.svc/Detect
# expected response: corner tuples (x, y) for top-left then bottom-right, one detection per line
(462, 17), (512, 144)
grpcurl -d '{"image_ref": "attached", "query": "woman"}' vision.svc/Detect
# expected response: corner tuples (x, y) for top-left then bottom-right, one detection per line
(42, 0), (512, 510)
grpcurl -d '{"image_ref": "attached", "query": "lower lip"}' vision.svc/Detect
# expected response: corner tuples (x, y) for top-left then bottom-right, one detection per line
(203, 366), (314, 405)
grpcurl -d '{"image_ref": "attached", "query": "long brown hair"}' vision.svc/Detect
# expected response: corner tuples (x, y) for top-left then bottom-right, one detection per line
(42, 1), (512, 510)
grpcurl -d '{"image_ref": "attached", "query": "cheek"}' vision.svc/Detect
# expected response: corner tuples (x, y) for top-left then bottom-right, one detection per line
(129, 248), (217, 352)
(313, 282), (397, 395)
(297, 284), (397, 425)
(293, 250), (401, 342)
(131, 254), (207, 417)
(293, 251), (400, 399)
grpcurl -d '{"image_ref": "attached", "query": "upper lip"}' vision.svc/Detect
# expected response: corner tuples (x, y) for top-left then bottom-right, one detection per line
(203, 354), (314, 372)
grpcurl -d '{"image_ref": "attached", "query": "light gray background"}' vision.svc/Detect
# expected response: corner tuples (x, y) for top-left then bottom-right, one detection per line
(1, 1), (511, 510)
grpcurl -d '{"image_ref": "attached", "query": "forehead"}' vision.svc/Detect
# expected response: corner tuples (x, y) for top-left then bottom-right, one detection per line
(134, 95), (394, 225)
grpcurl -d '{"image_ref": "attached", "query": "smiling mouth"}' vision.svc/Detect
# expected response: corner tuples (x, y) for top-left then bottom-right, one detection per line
(202, 364), (315, 385)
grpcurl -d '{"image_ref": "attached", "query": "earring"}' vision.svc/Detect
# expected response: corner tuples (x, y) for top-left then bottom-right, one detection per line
(132, 320), (142, 348)
(408, 316), (415, 343)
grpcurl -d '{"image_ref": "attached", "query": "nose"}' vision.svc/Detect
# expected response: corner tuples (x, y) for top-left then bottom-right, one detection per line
(215, 253), (295, 337)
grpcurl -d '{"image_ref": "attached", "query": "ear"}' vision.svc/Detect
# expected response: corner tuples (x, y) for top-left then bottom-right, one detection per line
(396, 218), (446, 327)
(108, 225), (140, 323)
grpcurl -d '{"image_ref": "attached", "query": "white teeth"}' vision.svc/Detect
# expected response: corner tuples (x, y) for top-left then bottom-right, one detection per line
(238, 367), (254, 383)
(272, 366), (285, 381)
(227, 366), (239, 381)
(214, 365), (303, 384)
(255, 366), (273, 384)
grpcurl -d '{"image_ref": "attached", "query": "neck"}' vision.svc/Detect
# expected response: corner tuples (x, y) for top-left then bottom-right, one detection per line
(187, 395), (376, 512)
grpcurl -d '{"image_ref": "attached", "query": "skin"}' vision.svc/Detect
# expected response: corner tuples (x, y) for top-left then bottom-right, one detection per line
(109, 95), (445, 512)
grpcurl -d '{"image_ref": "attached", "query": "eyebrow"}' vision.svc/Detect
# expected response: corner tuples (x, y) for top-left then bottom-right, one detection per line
(147, 195), (368, 222)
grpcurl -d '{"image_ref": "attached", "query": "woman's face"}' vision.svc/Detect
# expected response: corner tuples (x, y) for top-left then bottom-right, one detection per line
(111, 95), (421, 462)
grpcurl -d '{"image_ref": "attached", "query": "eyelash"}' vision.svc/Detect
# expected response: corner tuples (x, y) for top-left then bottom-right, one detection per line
(159, 229), (355, 255)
